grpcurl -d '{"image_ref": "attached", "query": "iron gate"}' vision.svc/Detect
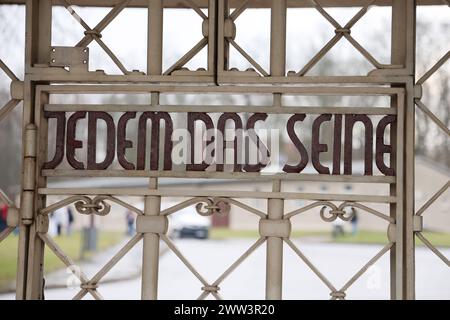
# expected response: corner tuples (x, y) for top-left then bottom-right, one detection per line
(0, 0), (448, 300)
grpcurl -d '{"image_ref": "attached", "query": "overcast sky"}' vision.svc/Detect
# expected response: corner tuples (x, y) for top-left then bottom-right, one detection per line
(0, 4), (448, 81)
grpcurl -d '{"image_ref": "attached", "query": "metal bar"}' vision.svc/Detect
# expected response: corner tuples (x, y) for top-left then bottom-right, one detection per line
(415, 181), (449, 216)
(36, 83), (405, 95)
(0, 59), (19, 81)
(73, 234), (143, 298)
(161, 234), (211, 287)
(141, 181), (161, 300)
(183, 0), (208, 20)
(93, 36), (130, 74)
(415, 100), (450, 136)
(198, 237), (266, 300)
(296, 34), (342, 76)
(43, 103), (398, 115)
(148, 0), (163, 76)
(306, 0), (341, 29)
(228, 0), (250, 21)
(416, 50), (450, 85)
(163, 37), (208, 75)
(0, 99), (21, 123)
(340, 242), (394, 292)
(76, 0), (133, 48)
(285, 238), (337, 292)
(0, 189), (16, 208)
(41, 169), (396, 183)
(265, 180), (284, 300)
(270, 0), (286, 77)
(0, 227), (15, 243)
(228, 39), (269, 76)
(416, 233), (450, 267)
(37, 188), (397, 203)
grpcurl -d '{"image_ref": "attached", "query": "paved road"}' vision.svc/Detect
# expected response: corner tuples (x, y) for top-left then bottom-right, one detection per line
(1, 239), (449, 300)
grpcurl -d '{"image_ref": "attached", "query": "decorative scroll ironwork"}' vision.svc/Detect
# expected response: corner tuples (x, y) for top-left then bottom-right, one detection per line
(40, 195), (144, 216)
(285, 200), (393, 223)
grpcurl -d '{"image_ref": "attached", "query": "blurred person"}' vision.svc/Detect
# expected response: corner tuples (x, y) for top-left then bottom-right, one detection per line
(53, 207), (67, 236)
(126, 210), (135, 236)
(0, 201), (7, 232)
(67, 207), (74, 236)
(350, 209), (359, 235)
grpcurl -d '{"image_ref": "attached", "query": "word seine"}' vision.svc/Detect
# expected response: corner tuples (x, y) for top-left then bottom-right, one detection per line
(43, 111), (396, 176)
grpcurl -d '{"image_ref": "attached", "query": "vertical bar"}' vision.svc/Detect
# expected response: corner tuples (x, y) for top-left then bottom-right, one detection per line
(208, 0), (217, 76)
(403, 0), (416, 300)
(142, 3), (163, 298)
(266, 180), (284, 300)
(217, 0), (229, 77)
(265, 0), (286, 300)
(270, 0), (286, 77)
(22, 0), (52, 300)
(391, 0), (416, 300)
(141, 180), (161, 300)
(147, 0), (163, 76)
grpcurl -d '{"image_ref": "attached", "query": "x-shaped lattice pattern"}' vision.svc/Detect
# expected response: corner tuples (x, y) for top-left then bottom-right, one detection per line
(413, 16), (450, 267)
(62, 0), (209, 75)
(295, 0), (402, 76)
(0, 57), (21, 244)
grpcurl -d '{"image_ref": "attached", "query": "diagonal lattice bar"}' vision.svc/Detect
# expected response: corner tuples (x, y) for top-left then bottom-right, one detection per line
(163, 37), (208, 75)
(183, 0), (208, 20)
(336, 242), (393, 299)
(39, 233), (103, 300)
(284, 238), (337, 293)
(229, 0), (251, 21)
(0, 188), (15, 207)
(0, 189), (18, 243)
(285, 237), (393, 300)
(197, 237), (266, 300)
(161, 0), (209, 75)
(416, 232), (449, 267)
(296, 0), (399, 76)
(342, 33), (394, 69)
(161, 234), (222, 300)
(73, 234), (143, 299)
(61, 0), (130, 75)
(415, 100), (450, 137)
(306, 0), (342, 29)
(228, 39), (269, 76)
(416, 50), (450, 85)
(0, 58), (19, 81)
(297, 34), (342, 76)
(0, 99), (20, 122)
(416, 181), (449, 216)
(0, 227), (14, 243)
(76, 0), (132, 48)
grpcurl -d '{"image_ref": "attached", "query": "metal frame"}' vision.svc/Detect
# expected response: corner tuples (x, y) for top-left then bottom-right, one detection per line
(0, 0), (448, 300)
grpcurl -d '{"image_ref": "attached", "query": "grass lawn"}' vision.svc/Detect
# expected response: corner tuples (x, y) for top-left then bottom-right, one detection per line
(210, 228), (450, 247)
(0, 231), (123, 290)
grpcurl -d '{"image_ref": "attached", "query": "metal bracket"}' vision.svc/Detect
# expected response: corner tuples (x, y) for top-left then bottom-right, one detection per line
(259, 219), (291, 238)
(36, 215), (49, 234)
(6, 207), (19, 227)
(50, 46), (89, 73)
(10, 81), (24, 100)
(136, 215), (168, 234)
(413, 215), (423, 232)
(414, 84), (423, 100)
(387, 223), (396, 243)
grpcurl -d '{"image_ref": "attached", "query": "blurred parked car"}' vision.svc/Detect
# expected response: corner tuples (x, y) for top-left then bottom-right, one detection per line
(165, 203), (211, 239)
